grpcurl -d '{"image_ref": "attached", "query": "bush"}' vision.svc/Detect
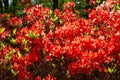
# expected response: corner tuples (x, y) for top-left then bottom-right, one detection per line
(0, 0), (120, 80)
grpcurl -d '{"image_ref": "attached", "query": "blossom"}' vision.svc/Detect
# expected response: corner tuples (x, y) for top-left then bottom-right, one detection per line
(10, 17), (22, 27)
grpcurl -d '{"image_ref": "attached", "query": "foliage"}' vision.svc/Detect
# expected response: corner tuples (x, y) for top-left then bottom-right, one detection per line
(0, 0), (120, 80)
(0, 0), (105, 17)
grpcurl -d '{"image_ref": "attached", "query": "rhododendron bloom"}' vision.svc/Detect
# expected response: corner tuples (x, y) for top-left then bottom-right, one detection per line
(10, 17), (22, 27)
(1, 1), (120, 80)
(35, 76), (41, 80)
(45, 74), (56, 80)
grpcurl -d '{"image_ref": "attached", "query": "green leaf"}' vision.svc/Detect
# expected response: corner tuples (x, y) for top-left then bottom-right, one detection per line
(96, 0), (101, 4)
(52, 63), (56, 68)
(49, 26), (55, 30)
(5, 54), (11, 63)
(53, 15), (59, 22)
(22, 38), (27, 46)
(48, 10), (53, 15)
(84, 33), (89, 36)
(24, 47), (30, 52)
(59, 19), (63, 25)
(10, 49), (16, 55)
(5, 49), (16, 63)
(108, 67), (113, 74)
(26, 32), (40, 39)
(0, 28), (5, 33)
(0, 42), (5, 50)
(10, 38), (16, 45)
(6, 14), (11, 20)
(17, 51), (22, 58)
(115, 3), (120, 10)
(11, 69), (17, 76)
(108, 64), (117, 74)
(13, 29), (17, 35)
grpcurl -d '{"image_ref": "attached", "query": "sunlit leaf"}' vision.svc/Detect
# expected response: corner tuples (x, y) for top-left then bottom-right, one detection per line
(0, 28), (5, 33)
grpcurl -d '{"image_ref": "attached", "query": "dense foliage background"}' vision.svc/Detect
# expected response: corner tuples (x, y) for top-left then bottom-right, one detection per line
(0, 0), (120, 80)
(0, 0), (105, 17)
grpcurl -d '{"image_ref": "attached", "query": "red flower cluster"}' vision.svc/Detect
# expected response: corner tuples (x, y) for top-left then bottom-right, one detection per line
(0, 1), (120, 80)
(10, 17), (22, 27)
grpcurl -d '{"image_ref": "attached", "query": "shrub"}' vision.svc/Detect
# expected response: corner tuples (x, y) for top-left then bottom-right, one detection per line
(0, 0), (120, 80)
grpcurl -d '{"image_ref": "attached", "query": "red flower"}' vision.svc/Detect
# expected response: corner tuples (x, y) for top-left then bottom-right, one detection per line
(10, 17), (22, 27)
(45, 74), (56, 80)
(26, 48), (40, 62)
(118, 0), (120, 4)
(35, 76), (41, 80)
(18, 70), (33, 80)
(90, 0), (96, 5)
(13, 63), (24, 72)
